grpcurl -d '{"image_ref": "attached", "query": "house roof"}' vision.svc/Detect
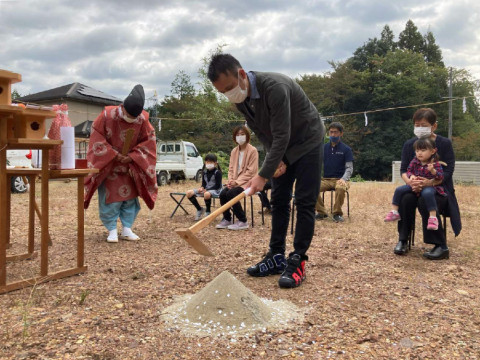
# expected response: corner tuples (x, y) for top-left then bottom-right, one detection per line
(74, 120), (93, 138)
(18, 83), (122, 106)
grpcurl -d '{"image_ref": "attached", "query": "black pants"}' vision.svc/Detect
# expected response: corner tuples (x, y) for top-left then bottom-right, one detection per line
(258, 180), (272, 209)
(269, 145), (322, 258)
(397, 192), (448, 246)
(219, 186), (246, 223)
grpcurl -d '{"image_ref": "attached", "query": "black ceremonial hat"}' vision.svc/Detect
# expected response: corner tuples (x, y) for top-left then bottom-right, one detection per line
(123, 84), (145, 117)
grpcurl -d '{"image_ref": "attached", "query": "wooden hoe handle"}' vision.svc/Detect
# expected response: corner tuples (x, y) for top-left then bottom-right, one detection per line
(175, 188), (253, 256)
(190, 190), (247, 233)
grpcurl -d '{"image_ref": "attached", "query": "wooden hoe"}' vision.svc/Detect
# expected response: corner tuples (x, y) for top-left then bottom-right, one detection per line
(175, 188), (252, 256)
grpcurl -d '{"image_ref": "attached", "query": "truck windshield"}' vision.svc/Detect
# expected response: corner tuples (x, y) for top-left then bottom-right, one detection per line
(186, 145), (198, 157)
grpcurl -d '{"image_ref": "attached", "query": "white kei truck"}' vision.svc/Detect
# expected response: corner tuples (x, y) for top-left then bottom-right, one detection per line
(155, 140), (204, 186)
(6, 149), (31, 193)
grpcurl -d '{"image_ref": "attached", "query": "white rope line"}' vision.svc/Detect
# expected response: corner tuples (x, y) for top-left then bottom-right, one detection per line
(13, 95), (476, 122)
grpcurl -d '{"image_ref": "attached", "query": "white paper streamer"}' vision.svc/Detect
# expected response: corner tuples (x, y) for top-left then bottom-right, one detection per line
(463, 97), (467, 113)
(364, 111), (368, 126)
(60, 127), (75, 169)
(31, 150), (42, 168)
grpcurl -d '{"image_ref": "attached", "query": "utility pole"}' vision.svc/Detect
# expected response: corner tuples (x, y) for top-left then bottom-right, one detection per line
(147, 91), (160, 131)
(448, 67), (452, 140)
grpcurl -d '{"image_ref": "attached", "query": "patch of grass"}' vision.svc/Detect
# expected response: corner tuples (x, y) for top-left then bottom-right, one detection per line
(54, 293), (73, 307)
(350, 174), (365, 182)
(16, 284), (38, 343)
(79, 289), (90, 305)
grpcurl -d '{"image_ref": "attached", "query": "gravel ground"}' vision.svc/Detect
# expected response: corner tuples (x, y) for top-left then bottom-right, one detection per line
(1, 180), (479, 359)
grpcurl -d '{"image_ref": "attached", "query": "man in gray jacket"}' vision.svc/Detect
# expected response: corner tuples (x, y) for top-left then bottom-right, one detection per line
(208, 54), (325, 288)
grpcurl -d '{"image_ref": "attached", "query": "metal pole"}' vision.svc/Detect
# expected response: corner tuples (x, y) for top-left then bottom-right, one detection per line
(448, 67), (453, 140)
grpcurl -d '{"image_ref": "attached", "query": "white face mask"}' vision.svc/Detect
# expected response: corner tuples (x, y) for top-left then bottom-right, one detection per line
(123, 115), (136, 123)
(121, 107), (136, 123)
(414, 126), (432, 138)
(236, 135), (247, 145)
(224, 73), (248, 103)
(205, 163), (215, 170)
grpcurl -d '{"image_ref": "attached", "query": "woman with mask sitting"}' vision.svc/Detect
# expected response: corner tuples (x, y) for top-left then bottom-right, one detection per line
(393, 108), (461, 260)
(216, 125), (258, 230)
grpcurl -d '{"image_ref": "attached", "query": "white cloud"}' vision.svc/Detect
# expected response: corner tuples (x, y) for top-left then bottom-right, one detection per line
(1, 0), (479, 101)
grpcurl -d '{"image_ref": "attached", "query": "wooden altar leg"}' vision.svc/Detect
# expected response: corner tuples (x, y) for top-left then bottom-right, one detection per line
(77, 177), (84, 268)
(0, 121), (8, 286)
(28, 175), (35, 254)
(40, 150), (49, 277)
(6, 175), (11, 248)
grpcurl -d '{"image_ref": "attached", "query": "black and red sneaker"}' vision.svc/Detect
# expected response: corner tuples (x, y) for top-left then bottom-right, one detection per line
(247, 252), (287, 277)
(278, 254), (306, 288)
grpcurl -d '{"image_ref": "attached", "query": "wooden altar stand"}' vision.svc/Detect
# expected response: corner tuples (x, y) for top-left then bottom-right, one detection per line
(0, 69), (98, 294)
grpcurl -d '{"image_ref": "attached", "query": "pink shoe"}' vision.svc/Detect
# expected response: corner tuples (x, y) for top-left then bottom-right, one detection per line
(384, 211), (401, 222)
(427, 216), (438, 230)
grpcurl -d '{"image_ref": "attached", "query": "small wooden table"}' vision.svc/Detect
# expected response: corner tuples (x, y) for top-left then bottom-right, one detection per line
(1, 69), (99, 293)
(1, 167), (98, 294)
(0, 116), (98, 293)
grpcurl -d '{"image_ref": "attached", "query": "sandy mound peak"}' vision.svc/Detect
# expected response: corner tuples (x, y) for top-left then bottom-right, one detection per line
(184, 270), (272, 328)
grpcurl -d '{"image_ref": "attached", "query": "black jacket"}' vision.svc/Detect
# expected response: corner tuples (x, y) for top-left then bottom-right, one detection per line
(236, 71), (325, 179)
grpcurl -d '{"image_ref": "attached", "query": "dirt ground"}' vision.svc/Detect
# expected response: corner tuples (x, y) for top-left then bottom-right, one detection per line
(1, 180), (479, 359)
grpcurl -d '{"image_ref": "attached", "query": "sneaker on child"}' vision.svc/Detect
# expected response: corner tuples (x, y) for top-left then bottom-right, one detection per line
(227, 221), (249, 230)
(384, 210), (401, 222)
(195, 207), (206, 221)
(278, 254), (306, 288)
(315, 213), (328, 220)
(247, 253), (287, 277)
(427, 216), (439, 230)
(215, 219), (232, 229)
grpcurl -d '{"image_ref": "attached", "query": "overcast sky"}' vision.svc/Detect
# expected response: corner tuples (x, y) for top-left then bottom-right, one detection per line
(1, 0), (479, 104)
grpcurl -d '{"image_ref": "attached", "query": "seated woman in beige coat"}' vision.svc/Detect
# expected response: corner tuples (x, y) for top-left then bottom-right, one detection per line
(216, 125), (259, 230)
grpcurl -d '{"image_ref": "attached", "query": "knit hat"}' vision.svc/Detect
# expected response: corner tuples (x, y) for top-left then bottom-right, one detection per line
(123, 84), (145, 117)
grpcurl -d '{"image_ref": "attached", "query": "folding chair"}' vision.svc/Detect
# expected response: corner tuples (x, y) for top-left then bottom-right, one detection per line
(408, 212), (448, 249)
(170, 192), (222, 218)
(321, 189), (350, 217)
(232, 196), (256, 227)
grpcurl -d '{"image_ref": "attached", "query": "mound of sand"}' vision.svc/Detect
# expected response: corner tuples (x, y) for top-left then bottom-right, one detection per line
(162, 271), (304, 337)
(185, 270), (272, 328)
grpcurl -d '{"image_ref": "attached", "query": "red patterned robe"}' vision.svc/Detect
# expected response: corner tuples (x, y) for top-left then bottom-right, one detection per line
(84, 105), (157, 210)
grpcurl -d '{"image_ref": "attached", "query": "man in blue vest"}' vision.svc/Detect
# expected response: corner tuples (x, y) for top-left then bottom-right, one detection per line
(316, 122), (353, 223)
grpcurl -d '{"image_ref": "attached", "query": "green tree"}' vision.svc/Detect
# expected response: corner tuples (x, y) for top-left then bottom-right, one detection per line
(398, 20), (424, 53)
(351, 37), (383, 72)
(351, 25), (397, 72)
(298, 20), (480, 180)
(423, 31), (444, 66)
(380, 25), (396, 52)
(435, 68), (480, 139)
(155, 45), (248, 157)
(170, 70), (195, 99)
(11, 89), (21, 99)
(453, 130), (480, 161)
(296, 73), (328, 111)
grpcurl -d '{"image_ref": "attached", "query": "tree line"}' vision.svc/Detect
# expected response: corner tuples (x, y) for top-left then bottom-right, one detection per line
(153, 20), (479, 180)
